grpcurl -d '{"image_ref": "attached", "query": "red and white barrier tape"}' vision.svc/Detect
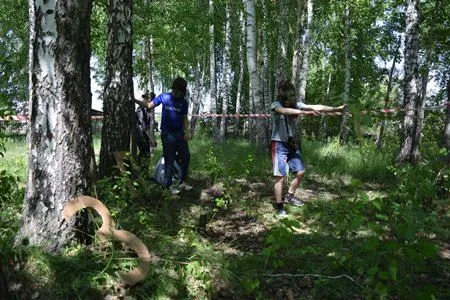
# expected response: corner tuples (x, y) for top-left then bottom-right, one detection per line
(0, 115), (103, 122)
(0, 105), (446, 123)
(190, 104), (446, 118)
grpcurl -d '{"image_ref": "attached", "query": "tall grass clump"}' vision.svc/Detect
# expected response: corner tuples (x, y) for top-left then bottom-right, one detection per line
(0, 134), (28, 181)
(305, 138), (396, 184)
(189, 134), (271, 182)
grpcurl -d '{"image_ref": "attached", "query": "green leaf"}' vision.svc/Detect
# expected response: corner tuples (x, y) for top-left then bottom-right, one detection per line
(359, 192), (370, 202)
(242, 278), (259, 292)
(364, 237), (379, 251)
(361, 114), (373, 127)
(417, 240), (437, 259)
(375, 213), (389, 221)
(389, 260), (399, 281)
(350, 178), (363, 188)
(367, 265), (379, 276)
(383, 241), (401, 252)
(378, 271), (389, 280)
(350, 214), (364, 230)
(372, 198), (382, 210)
(375, 282), (388, 296)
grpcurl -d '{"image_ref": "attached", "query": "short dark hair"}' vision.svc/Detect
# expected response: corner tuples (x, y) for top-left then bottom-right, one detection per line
(278, 80), (295, 94)
(277, 80), (296, 105)
(172, 77), (187, 93)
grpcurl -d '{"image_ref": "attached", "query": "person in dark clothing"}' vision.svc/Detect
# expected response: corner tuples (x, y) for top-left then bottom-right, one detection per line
(135, 92), (156, 159)
(133, 78), (192, 194)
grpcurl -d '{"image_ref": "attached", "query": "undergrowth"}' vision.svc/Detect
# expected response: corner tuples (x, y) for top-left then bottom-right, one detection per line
(0, 134), (449, 299)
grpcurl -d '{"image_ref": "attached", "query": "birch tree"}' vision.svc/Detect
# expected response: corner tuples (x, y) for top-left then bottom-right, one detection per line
(189, 62), (204, 137)
(15, 0), (94, 252)
(219, 1), (232, 143)
(339, 4), (351, 143)
(297, 0), (313, 103)
(397, 0), (421, 163)
(98, 0), (134, 178)
(209, 0), (217, 137)
(444, 79), (450, 166)
(234, 10), (246, 135)
(276, 0), (289, 85)
(292, 0), (305, 87)
(244, 0), (266, 150)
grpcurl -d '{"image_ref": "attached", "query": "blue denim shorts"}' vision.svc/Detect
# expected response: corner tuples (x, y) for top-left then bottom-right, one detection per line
(271, 141), (305, 177)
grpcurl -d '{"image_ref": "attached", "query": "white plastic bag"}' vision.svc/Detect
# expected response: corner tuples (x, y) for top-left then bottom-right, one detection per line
(153, 157), (182, 186)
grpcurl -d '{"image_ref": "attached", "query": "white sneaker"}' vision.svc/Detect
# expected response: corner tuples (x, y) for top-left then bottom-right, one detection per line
(169, 185), (180, 195)
(180, 182), (193, 191)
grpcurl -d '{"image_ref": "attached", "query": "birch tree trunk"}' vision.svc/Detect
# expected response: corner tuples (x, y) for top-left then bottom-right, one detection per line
(219, 1), (232, 143)
(444, 78), (450, 166)
(261, 0), (271, 141)
(209, 0), (218, 140)
(146, 36), (155, 93)
(146, 36), (156, 155)
(99, 0), (134, 178)
(411, 56), (430, 160)
(339, 5), (351, 144)
(190, 62), (203, 137)
(276, 0), (289, 85)
(376, 52), (398, 150)
(298, 0), (313, 103)
(244, 0), (267, 150)
(234, 10), (245, 136)
(15, 0), (94, 252)
(292, 0), (306, 88)
(397, 0), (421, 164)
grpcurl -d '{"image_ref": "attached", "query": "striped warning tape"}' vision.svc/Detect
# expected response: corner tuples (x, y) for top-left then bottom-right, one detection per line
(0, 105), (446, 122)
(190, 104), (446, 118)
(0, 115), (104, 122)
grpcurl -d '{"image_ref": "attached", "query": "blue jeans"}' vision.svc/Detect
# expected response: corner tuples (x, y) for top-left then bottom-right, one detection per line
(161, 131), (190, 186)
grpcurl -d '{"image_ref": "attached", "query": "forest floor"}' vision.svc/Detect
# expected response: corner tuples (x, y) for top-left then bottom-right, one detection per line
(2, 136), (449, 299)
(112, 167), (448, 299)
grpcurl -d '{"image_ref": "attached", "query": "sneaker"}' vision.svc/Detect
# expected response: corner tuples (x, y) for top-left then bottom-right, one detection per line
(169, 185), (180, 195)
(179, 182), (193, 191)
(284, 193), (305, 206)
(277, 207), (288, 217)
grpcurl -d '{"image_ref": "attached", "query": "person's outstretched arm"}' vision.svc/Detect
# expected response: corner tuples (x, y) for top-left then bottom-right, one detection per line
(133, 97), (155, 110)
(302, 103), (345, 112)
(274, 106), (304, 116)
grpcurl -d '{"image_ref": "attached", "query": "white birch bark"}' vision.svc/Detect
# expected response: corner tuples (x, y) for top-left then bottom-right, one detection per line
(16, 0), (94, 252)
(219, 2), (232, 143)
(235, 10), (245, 135)
(189, 62), (203, 137)
(444, 79), (450, 166)
(99, 0), (134, 178)
(292, 0), (306, 87)
(397, 0), (421, 163)
(298, 0), (313, 102)
(209, 0), (218, 140)
(339, 5), (351, 143)
(244, 0), (266, 148)
(276, 0), (289, 85)
(376, 49), (398, 150)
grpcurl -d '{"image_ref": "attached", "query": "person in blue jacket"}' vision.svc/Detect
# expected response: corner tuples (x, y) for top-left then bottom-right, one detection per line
(133, 77), (192, 194)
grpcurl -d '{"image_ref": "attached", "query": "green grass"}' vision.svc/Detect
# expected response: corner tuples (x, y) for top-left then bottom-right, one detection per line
(1, 134), (449, 299)
(0, 135), (28, 181)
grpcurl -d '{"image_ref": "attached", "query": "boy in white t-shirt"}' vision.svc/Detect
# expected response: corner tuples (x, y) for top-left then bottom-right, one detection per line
(270, 80), (345, 216)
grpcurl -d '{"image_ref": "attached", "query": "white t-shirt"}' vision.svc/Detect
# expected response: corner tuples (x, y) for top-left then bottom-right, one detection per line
(270, 100), (305, 142)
